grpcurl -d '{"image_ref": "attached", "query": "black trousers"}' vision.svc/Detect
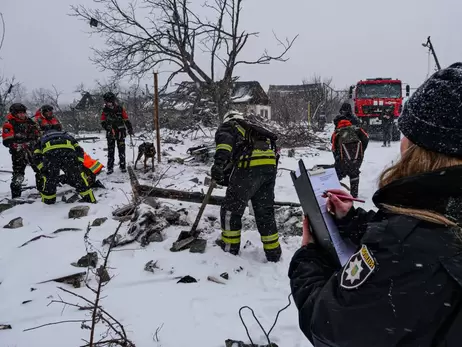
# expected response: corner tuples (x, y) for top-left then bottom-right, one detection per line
(382, 122), (393, 145)
(39, 149), (95, 204)
(220, 165), (281, 261)
(335, 159), (362, 198)
(10, 149), (30, 198)
(107, 129), (126, 170)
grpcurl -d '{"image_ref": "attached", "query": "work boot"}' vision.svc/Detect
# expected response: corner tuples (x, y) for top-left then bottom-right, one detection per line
(265, 245), (282, 262)
(215, 239), (239, 256)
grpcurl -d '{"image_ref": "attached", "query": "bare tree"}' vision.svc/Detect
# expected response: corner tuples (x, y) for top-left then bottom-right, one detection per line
(0, 76), (20, 118)
(70, 0), (298, 120)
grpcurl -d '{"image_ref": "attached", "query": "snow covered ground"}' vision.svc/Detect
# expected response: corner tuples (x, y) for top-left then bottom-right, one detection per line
(0, 126), (401, 347)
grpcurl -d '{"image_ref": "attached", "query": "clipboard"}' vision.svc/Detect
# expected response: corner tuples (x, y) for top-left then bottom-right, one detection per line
(291, 159), (356, 266)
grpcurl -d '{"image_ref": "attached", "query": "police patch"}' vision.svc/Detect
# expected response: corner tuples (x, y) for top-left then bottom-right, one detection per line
(340, 244), (377, 290)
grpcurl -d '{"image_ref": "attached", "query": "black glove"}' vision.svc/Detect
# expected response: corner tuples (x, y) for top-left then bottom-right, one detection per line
(211, 164), (225, 183)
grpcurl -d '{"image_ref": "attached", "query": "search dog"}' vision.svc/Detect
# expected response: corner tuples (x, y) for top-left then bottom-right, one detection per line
(135, 142), (156, 172)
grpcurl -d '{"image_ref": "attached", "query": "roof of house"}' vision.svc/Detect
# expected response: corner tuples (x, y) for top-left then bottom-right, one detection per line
(74, 92), (104, 110)
(165, 80), (269, 107)
(268, 83), (323, 95)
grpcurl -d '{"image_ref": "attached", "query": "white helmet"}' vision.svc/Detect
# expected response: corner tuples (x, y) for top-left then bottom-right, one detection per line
(223, 110), (244, 123)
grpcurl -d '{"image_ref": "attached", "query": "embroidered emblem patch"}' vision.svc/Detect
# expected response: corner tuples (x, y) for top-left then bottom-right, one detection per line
(340, 244), (377, 290)
(3, 128), (9, 133)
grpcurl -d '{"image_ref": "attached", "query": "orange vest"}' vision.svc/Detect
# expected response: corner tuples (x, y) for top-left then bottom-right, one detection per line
(83, 152), (104, 174)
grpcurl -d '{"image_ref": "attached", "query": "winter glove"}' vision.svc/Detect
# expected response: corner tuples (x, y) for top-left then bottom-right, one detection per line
(211, 164), (225, 184)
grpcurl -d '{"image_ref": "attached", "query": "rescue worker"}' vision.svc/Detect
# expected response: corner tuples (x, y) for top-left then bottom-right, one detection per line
(331, 115), (369, 198)
(100, 92), (133, 174)
(2, 103), (40, 198)
(34, 105), (62, 133)
(211, 111), (281, 262)
(58, 152), (105, 189)
(33, 129), (96, 204)
(380, 109), (394, 147)
(289, 62), (462, 347)
(333, 102), (360, 127)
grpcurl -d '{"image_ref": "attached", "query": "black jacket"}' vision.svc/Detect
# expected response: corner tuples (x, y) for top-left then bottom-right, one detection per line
(289, 166), (462, 347)
(333, 112), (360, 128)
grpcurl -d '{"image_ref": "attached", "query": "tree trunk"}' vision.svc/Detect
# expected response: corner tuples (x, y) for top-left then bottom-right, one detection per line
(136, 184), (300, 207)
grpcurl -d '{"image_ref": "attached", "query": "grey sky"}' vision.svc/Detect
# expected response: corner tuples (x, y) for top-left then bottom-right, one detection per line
(1, 0), (461, 103)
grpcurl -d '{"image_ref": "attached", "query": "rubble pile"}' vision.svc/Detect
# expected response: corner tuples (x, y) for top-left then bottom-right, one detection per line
(109, 202), (189, 247)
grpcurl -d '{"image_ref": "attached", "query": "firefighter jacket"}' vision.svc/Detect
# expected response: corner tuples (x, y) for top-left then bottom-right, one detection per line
(33, 130), (84, 171)
(34, 110), (63, 133)
(214, 120), (277, 169)
(83, 152), (103, 175)
(289, 165), (462, 347)
(101, 105), (133, 134)
(331, 119), (369, 161)
(2, 114), (40, 149)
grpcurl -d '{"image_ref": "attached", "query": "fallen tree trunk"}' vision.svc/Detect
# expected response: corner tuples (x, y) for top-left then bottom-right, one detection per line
(136, 185), (301, 207)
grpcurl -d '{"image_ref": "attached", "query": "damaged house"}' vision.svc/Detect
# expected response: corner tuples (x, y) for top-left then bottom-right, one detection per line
(268, 83), (326, 123)
(161, 80), (272, 125)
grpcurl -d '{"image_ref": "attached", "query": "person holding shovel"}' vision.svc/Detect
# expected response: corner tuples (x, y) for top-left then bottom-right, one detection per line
(211, 110), (281, 262)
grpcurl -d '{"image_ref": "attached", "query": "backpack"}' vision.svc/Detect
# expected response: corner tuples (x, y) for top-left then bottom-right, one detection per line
(335, 126), (363, 162)
(231, 118), (279, 168)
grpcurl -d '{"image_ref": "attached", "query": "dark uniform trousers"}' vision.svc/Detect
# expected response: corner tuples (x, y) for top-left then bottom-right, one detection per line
(335, 161), (361, 198)
(10, 149), (33, 198)
(107, 129), (126, 171)
(220, 165), (281, 262)
(40, 149), (95, 204)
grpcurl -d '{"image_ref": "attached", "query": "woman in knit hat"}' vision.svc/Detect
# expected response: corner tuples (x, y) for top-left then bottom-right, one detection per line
(289, 63), (462, 347)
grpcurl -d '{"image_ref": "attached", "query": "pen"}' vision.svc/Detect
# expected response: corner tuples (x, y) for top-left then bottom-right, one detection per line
(322, 191), (366, 203)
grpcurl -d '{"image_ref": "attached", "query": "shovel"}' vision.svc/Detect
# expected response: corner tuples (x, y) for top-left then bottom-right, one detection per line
(170, 179), (216, 252)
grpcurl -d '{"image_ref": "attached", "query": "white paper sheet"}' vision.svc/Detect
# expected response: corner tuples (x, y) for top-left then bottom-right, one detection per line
(308, 168), (357, 266)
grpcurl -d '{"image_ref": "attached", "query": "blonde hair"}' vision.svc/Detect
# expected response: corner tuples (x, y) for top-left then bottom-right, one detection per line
(378, 144), (462, 227)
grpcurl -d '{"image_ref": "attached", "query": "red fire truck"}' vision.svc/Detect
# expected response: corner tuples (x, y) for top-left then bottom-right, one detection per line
(349, 78), (410, 141)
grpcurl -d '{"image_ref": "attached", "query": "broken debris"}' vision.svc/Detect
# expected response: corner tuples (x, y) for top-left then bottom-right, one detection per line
(4, 217), (23, 229)
(53, 228), (82, 234)
(72, 252), (98, 268)
(19, 235), (55, 248)
(68, 206), (90, 219)
(97, 266), (110, 284)
(144, 260), (159, 273)
(91, 217), (108, 227)
(39, 272), (86, 288)
(177, 275), (197, 283)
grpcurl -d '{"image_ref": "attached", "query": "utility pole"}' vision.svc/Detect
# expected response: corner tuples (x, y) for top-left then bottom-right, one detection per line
(153, 72), (161, 163)
(422, 36), (441, 71)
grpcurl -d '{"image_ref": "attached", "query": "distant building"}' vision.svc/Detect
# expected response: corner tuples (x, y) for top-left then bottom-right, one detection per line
(268, 83), (325, 122)
(164, 80), (272, 120)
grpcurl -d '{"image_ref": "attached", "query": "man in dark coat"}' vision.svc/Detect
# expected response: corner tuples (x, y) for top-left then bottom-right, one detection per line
(380, 109), (394, 147)
(100, 92), (133, 174)
(2, 103), (40, 198)
(331, 118), (369, 197)
(333, 102), (360, 127)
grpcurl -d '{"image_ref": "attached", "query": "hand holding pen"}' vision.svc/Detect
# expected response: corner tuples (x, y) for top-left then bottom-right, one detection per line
(322, 189), (362, 219)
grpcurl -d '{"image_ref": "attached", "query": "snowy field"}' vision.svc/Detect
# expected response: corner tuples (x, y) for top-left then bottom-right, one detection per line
(0, 126), (401, 347)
